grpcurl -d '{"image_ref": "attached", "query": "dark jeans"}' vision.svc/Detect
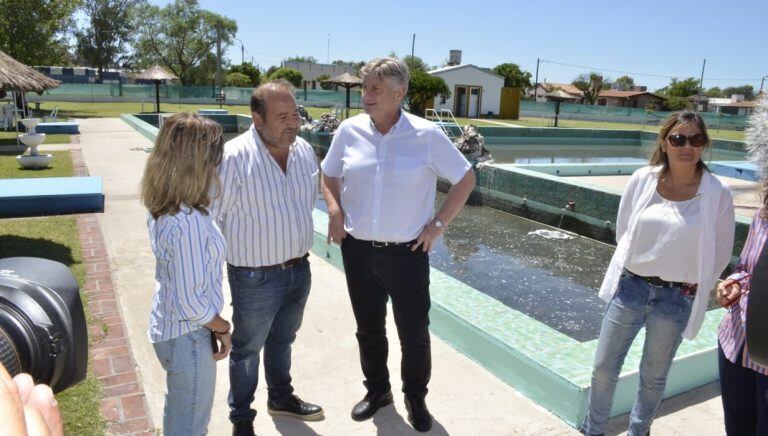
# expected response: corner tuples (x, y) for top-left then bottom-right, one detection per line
(226, 259), (311, 424)
(341, 236), (432, 399)
(719, 342), (768, 436)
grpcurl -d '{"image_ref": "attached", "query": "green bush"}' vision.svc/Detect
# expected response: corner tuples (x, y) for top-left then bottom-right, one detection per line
(225, 72), (252, 87)
(268, 67), (303, 88)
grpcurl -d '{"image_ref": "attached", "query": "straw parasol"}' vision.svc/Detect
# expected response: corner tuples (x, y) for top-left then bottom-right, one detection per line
(135, 65), (178, 113)
(323, 72), (362, 119)
(0, 50), (60, 93)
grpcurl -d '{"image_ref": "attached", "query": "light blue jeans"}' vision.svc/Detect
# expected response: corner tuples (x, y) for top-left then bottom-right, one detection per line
(153, 328), (217, 436)
(582, 271), (694, 436)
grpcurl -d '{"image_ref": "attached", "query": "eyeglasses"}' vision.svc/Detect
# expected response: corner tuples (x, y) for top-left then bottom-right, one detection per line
(667, 133), (707, 148)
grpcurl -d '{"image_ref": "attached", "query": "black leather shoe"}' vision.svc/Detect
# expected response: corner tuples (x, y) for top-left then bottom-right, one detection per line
(404, 396), (433, 432)
(267, 394), (324, 421)
(351, 390), (394, 421)
(232, 420), (255, 436)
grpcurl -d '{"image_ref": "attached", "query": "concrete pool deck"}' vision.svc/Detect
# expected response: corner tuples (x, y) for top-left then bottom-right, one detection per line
(68, 117), (727, 435)
(568, 174), (761, 218)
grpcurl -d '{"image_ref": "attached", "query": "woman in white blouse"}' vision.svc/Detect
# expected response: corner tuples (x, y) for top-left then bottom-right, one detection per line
(581, 111), (735, 436)
(141, 113), (232, 436)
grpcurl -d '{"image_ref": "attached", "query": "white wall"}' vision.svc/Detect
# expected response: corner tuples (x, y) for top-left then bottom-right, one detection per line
(430, 67), (504, 117)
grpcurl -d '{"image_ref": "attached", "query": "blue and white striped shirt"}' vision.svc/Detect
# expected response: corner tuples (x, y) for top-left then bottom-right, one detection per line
(147, 206), (226, 343)
(211, 125), (319, 267)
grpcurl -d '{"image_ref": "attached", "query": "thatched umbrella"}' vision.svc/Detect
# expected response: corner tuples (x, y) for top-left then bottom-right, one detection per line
(0, 50), (60, 94)
(0, 50), (60, 150)
(323, 72), (362, 119)
(135, 65), (178, 113)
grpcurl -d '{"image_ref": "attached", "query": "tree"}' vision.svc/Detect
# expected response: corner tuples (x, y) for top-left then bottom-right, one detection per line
(663, 96), (691, 111)
(224, 72), (251, 87)
(0, 0), (82, 65)
(665, 77), (700, 97)
(228, 62), (260, 86)
(285, 56), (317, 63)
(265, 65), (279, 77)
(403, 55), (428, 72)
(492, 63), (532, 89)
(722, 85), (755, 99)
(133, 0), (237, 85)
(572, 72), (604, 105)
(75, 0), (144, 77)
(268, 67), (303, 88)
(613, 75), (635, 90)
(407, 70), (450, 116)
(316, 74), (335, 90)
(705, 87), (723, 98)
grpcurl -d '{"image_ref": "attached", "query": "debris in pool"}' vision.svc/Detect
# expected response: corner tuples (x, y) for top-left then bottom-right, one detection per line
(528, 229), (575, 240)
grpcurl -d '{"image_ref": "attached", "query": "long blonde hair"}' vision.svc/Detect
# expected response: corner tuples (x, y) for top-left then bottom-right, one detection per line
(141, 113), (224, 218)
(649, 110), (710, 179)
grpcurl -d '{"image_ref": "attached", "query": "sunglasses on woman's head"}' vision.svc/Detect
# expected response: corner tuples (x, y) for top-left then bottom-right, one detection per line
(667, 133), (707, 148)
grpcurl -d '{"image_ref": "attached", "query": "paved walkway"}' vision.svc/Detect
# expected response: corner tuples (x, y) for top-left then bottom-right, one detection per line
(569, 174), (760, 218)
(470, 118), (523, 127)
(74, 118), (725, 435)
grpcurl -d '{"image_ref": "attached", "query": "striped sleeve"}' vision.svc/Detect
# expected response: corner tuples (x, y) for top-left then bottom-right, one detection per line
(163, 215), (218, 327)
(210, 150), (242, 222)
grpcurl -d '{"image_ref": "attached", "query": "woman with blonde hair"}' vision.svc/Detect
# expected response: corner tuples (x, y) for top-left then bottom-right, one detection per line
(582, 111), (735, 436)
(141, 113), (232, 436)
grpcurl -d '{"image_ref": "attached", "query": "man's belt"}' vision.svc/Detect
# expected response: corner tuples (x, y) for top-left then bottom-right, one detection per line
(623, 268), (698, 296)
(347, 235), (416, 248)
(257, 253), (309, 270)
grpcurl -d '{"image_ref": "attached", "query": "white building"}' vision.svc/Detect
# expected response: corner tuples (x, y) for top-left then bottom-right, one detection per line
(282, 61), (357, 89)
(428, 64), (504, 117)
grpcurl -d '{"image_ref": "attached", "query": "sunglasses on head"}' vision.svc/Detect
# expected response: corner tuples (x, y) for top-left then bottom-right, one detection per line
(667, 133), (707, 148)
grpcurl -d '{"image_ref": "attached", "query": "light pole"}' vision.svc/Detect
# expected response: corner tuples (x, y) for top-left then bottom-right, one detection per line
(760, 75), (768, 95)
(234, 37), (246, 65)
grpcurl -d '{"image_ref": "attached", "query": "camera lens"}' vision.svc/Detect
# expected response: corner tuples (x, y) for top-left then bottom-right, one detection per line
(0, 257), (88, 393)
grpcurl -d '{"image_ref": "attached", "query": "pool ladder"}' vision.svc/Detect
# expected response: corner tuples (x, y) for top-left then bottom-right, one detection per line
(425, 108), (460, 140)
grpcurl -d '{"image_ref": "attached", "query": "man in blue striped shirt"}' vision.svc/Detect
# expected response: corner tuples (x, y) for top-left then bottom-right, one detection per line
(211, 80), (322, 436)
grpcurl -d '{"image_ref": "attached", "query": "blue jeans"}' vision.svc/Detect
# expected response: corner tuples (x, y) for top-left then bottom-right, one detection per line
(153, 328), (217, 436)
(582, 272), (693, 436)
(227, 259), (311, 424)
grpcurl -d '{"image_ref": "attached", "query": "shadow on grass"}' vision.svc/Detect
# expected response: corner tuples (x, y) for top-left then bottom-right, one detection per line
(0, 234), (76, 267)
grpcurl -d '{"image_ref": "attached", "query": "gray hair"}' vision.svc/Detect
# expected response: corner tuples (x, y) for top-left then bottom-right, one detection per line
(746, 94), (768, 216)
(360, 57), (410, 93)
(250, 79), (295, 118)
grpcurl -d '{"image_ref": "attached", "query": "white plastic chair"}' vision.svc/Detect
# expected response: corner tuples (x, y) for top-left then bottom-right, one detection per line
(43, 106), (59, 122)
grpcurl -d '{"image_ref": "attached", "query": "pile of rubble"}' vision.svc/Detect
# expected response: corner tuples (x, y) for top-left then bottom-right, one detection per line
(454, 124), (492, 166)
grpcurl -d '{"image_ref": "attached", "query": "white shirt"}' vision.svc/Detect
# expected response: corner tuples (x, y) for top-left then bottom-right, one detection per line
(211, 125), (319, 267)
(148, 206), (226, 343)
(625, 191), (701, 283)
(600, 166), (735, 339)
(321, 111), (471, 242)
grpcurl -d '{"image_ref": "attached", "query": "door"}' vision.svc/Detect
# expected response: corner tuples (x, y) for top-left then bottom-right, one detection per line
(454, 86), (468, 117)
(468, 87), (480, 117)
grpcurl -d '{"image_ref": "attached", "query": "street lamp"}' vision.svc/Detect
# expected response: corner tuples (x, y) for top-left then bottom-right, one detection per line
(760, 75), (768, 95)
(234, 38), (246, 65)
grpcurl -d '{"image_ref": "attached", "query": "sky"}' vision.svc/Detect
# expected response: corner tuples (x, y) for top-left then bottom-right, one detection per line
(152, 0), (768, 93)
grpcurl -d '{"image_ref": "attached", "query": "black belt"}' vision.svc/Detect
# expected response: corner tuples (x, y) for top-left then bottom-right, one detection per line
(623, 268), (698, 296)
(346, 235), (416, 248)
(256, 253), (309, 270)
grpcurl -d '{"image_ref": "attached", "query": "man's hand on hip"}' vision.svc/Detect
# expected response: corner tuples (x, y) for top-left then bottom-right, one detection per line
(412, 220), (445, 253)
(327, 210), (347, 245)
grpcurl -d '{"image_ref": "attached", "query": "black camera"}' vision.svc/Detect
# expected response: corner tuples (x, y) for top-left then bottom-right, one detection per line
(0, 257), (88, 393)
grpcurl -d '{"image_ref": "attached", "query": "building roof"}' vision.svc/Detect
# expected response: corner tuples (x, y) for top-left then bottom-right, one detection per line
(597, 90), (664, 99)
(428, 64), (504, 80)
(539, 82), (583, 96)
(714, 100), (758, 108)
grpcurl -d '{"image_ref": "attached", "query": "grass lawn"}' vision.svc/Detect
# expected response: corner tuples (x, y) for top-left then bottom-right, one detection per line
(0, 150), (74, 179)
(0, 150), (105, 435)
(0, 130), (73, 146)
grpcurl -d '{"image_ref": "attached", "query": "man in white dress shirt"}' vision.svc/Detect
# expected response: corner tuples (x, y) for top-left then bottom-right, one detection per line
(320, 57), (476, 432)
(212, 80), (322, 436)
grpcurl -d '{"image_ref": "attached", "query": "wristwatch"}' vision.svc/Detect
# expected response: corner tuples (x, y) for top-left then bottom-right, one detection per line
(433, 219), (444, 228)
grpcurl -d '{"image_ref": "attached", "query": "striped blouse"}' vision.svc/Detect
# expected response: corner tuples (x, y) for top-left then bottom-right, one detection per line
(718, 209), (768, 375)
(211, 125), (319, 267)
(147, 206), (226, 343)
